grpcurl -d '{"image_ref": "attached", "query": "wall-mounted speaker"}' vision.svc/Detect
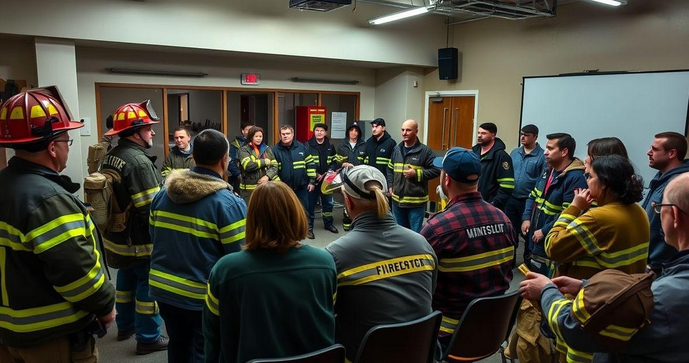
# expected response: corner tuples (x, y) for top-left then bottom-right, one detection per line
(438, 48), (459, 81)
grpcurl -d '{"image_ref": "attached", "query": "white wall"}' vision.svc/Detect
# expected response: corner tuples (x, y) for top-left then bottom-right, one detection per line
(76, 45), (378, 167)
(0, 0), (445, 67)
(374, 67), (426, 142)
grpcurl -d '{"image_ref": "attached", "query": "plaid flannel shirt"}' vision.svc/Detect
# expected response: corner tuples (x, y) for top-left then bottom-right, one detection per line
(420, 192), (515, 336)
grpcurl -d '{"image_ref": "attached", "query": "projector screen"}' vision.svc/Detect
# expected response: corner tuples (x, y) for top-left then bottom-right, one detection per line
(521, 70), (689, 188)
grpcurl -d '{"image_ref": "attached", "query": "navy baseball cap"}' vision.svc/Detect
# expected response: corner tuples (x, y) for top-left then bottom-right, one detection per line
(433, 147), (481, 183)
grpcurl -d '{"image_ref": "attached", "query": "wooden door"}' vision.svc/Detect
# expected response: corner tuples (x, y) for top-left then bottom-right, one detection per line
(427, 95), (476, 203)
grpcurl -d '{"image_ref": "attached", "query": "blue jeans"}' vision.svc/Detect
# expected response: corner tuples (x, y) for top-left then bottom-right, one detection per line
(392, 204), (425, 233)
(115, 263), (163, 343)
(307, 187), (334, 228)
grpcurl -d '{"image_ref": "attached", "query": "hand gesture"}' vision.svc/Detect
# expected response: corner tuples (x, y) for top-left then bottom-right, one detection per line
(403, 165), (416, 179)
(519, 272), (551, 300)
(572, 188), (594, 210)
(521, 220), (531, 235)
(551, 276), (583, 296)
(532, 229), (544, 244)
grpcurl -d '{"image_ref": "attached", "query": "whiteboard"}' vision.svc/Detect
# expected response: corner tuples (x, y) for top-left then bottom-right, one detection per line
(521, 70), (689, 188)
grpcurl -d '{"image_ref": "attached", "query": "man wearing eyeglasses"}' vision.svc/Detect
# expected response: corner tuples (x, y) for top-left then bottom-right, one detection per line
(642, 132), (689, 275)
(506, 124), (545, 263)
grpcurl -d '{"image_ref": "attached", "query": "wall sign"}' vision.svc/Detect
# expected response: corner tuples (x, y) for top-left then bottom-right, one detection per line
(241, 73), (260, 85)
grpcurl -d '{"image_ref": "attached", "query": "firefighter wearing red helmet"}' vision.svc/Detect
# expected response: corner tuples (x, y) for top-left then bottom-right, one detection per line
(0, 87), (116, 361)
(99, 100), (168, 354)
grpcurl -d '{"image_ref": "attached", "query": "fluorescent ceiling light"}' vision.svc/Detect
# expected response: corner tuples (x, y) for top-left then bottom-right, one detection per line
(369, 7), (429, 25)
(588, 0), (625, 6)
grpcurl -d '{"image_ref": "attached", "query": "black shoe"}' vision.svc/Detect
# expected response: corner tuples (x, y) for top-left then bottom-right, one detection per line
(116, 327), (135, 341)
(307, 229), (315, 239)
(136, 336), (169, 355)
(325, 225), (339, 234)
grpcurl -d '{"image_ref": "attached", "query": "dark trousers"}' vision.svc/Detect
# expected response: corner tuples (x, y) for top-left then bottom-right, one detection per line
(504, 196), (529, 263)
(158, 303), (204, 363)
(307, 186), (334, 229)
(294, 186), (309, 215)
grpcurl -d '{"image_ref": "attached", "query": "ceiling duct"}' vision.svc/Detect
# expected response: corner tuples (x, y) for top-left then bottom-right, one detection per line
(289, 0), (352, 12)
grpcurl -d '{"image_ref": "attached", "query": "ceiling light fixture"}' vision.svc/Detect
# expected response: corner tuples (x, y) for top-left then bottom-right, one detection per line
(369, 7), (429, 25)
(106, 68), (208, 77)
(588, 0), (626, 6)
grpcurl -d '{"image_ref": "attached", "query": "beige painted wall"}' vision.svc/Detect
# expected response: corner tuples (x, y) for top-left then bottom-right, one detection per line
(375, 67), (426, 143)
(0, 0), (445, 67)
(424, 1), (689, 151)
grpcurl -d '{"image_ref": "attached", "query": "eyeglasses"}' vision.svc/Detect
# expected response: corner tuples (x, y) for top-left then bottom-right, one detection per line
(652, 202), (689, 215)
(54, 139), (74, 146)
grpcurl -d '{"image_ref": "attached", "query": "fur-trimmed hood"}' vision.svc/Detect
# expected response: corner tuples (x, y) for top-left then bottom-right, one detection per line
(165, 169), (231, 204)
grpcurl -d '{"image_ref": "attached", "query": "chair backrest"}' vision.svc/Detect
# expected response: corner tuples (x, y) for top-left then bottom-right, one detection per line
(443, 291), (522, 362)
(355, 310), (443, 363)
(247, 344), (346, 363)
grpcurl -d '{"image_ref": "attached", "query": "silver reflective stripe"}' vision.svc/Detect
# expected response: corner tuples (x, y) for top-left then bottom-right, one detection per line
(154, 214), (217, 237)
(31, 220), (85, 248)
(149, 274), (206, 297)
(59, 268), (104, 299)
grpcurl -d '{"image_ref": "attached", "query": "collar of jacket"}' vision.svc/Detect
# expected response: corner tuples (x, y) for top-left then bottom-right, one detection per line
(309, 136), (331, 149)
(650, 159), (689, 189)
(164, 167), (230, 204)
(8, 156), (80, 194)
(345, 138), (365, 149)
(371, 131), (391, 144)
(473, 137), (507, 161)
(518, 142), (543, 157)
(118, 138), (157, 164)
(249, 142), (268, 155)
(557, 157), (585, 178)
(397, 137), (423, 153)
(350, 210), (397, 229)
(660, 249), (689, 277)
(172, 145), (193, 156)
(446, 191), (483, 209)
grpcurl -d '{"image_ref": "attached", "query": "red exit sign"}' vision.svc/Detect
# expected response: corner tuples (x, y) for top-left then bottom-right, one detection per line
(241, 73), (260, 85)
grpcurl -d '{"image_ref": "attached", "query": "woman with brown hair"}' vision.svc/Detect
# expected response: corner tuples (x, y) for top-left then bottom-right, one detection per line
(203, 181), (336, 363)
(584, 137), (629, 174)
(238, 126), (279, 199)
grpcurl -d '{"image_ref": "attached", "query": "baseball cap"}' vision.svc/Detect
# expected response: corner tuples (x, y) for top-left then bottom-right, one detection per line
(321, 165), (387, 199)
(521, 124), (539, 135)
(433, 147), (481, 183)
(313, 123), (328, 131)
(370, 118), (386, 127)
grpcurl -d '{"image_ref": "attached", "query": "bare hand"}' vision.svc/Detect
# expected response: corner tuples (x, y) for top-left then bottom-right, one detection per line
(388, 188), (393, 196)
(257, 176), (270, 185)
(316, 174), (324, 182)
(572, 188), (595, 210)
(532, 229), (544, 243)
(98, 308), (116, 330)
(519, 272), (551, 300)
(521, 220), (531, 235)
(307, 184), (315, 192)
(342, 162), (353, 168)
(552, 276), (583, 296)
(403, 165), (416, 179)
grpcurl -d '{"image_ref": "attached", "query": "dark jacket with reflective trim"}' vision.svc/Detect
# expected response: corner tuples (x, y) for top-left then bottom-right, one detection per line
(149, 167), (246, 311)
(324, 212), (437, 361)
(237, 143), (279, 191)
(539, 251), (689, 363)
(335, 137), (366, 168)
(472, 138), (515, 209)
(642, 160), (689, 270)
(161, 145), (194, 177)
(522, 158), (588, 257)
(364, 131), (396, 178)
(544, 202), (649, 280)
(0, 157), (115, 348)
(307, 136), (337, 177)
(420, 192), (514, 335)
(273, 140), (315, 190)
(101, 138), (163, 268)
(387, 138), (440, 207)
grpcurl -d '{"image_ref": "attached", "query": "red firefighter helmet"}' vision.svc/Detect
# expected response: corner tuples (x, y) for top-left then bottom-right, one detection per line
(0, 86), (83, 146)
(105, 100), (160, 136)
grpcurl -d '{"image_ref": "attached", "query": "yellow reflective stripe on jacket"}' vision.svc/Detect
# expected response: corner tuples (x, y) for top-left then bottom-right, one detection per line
(599, 324), (638, 342)
(438, 246), (513, 272)
(53, 257), (105, 303)
(440, 315), (459, 334)
(554, 213), (578, 228)
(0, 302), (90, 333)
(135, 300), (158, 315)
(103, 238), (152, 258)
(0, 221), (31, 251)
(292, 160), (306, 169)
(206, 284), (220, 316)
(131, 186), (161, 208)
(569, 244), (650, 270)
(571, 289), (591, 323)
(390, 193), (429, 205)
(497, 177), (515, 189)
(150, 210), (222, 241)
(25, 213), (87, 254)
(149, 268), (206, 300)
(337, 254), (435, 286)
(376, 157), (391, 165)
(219, 219), (246, 245)
(240, 183), (257, 190)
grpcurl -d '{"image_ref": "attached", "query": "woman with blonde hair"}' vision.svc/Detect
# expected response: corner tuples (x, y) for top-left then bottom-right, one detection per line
(203, 181), (336, 363)
(238, 126), (279, 199)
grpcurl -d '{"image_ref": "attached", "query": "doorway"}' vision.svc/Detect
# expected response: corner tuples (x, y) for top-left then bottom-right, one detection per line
(424, 91), (478, 203)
